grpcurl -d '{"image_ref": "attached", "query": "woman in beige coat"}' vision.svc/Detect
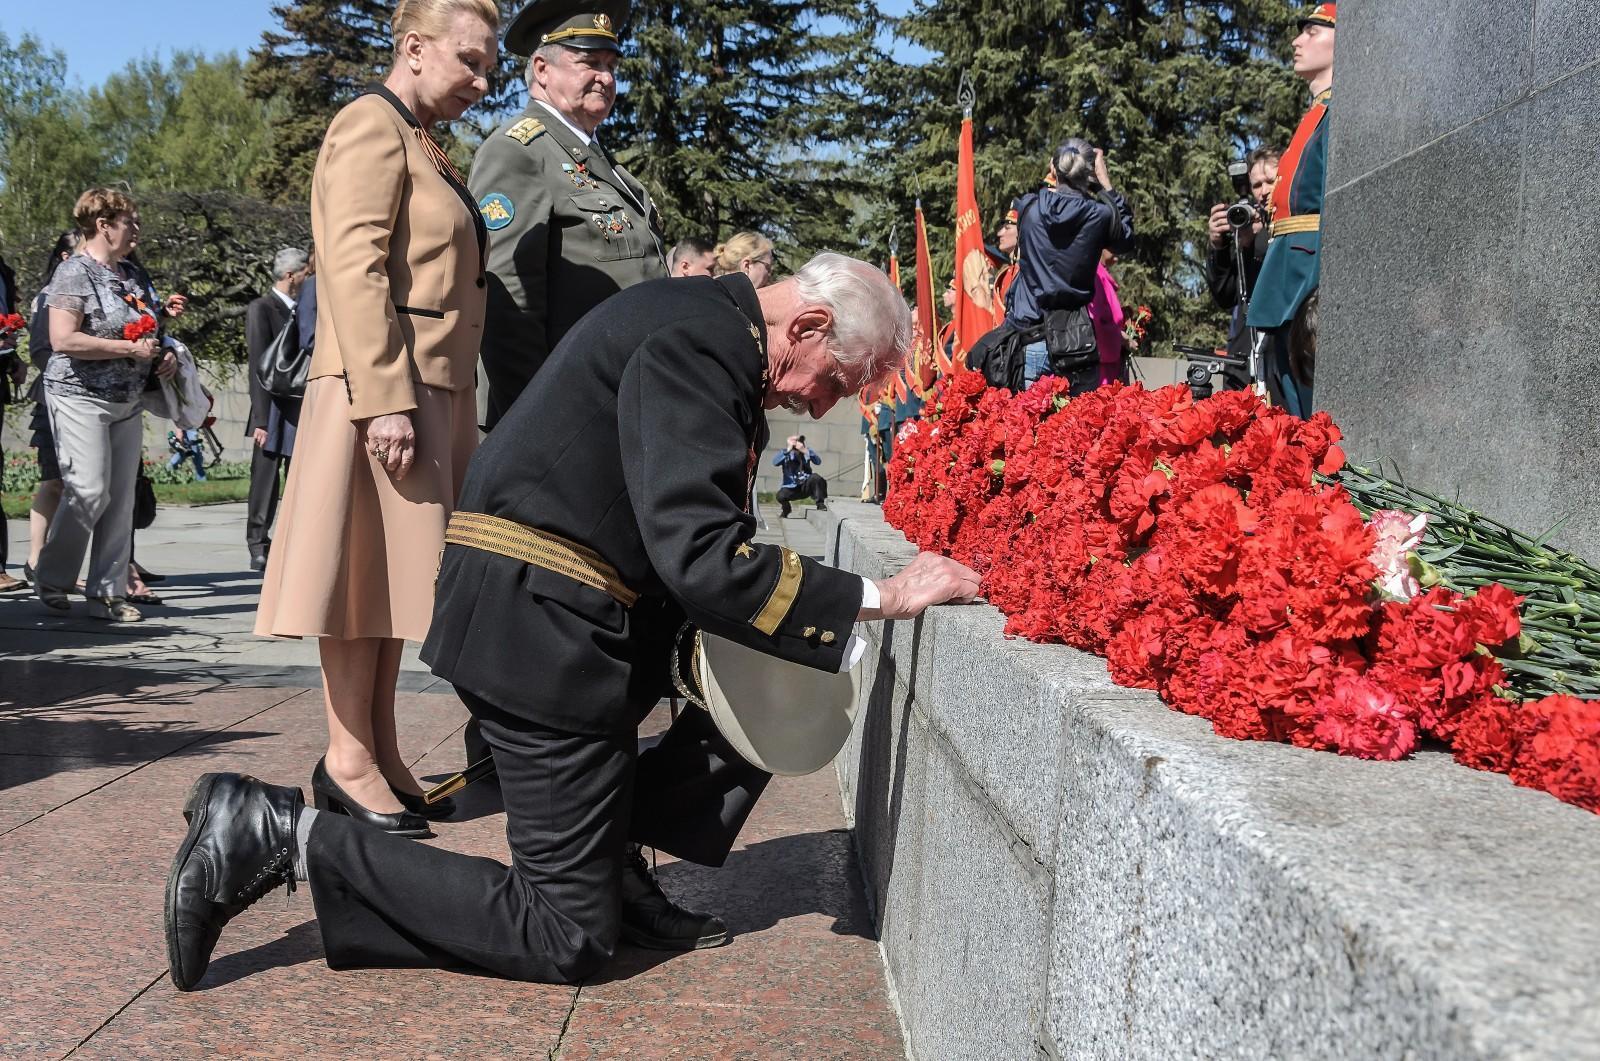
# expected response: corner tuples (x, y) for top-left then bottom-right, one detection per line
(256, 0), (497, 835)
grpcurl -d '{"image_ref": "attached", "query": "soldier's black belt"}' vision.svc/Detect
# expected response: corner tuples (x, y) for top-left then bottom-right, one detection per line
(443, 511), (638, 607)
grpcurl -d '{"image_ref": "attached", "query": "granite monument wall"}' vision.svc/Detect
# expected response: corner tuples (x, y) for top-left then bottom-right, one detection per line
(1318, 1), (1600, 557)
(816, 502), (1600, 1059)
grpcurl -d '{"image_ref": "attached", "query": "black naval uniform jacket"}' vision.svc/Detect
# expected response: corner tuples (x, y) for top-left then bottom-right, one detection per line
(422, 273), (864, 736)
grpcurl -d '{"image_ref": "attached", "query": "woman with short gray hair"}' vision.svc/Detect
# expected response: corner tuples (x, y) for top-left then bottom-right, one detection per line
(35, 188), (178, 622)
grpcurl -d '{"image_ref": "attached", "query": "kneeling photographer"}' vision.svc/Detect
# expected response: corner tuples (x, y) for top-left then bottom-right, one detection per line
(1203, 147), (1279, 397)
(969, 139), (1134, 394)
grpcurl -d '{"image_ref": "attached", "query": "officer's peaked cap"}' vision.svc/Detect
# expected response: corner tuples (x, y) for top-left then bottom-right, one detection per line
(506, 0), (630, 57)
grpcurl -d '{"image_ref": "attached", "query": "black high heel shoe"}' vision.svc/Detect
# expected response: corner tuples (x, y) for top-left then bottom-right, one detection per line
(311, 758), (432, 838)
(391, 785), (455, 821)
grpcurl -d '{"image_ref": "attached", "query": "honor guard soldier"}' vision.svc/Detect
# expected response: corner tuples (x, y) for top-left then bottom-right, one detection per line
(471, 0), (666, 429)
(1246, 2), (1334, 417)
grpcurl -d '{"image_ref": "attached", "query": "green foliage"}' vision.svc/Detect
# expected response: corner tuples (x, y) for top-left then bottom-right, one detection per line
(87, 52), (274, 195)
(861, 0), (1307, 353)
(608, 0), (881, 259)
(136, 190), (312, 365)
(0, 37), (304, 364)
(0, 33), (104, 262)
(245, 1), (530, 202)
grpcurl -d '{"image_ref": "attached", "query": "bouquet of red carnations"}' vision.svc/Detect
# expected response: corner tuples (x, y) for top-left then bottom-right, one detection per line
(123, 314), (157, 342)
(883, 371), (1600, 814)
(0, 312), (24, 335)
(1121, 305), (1151, 353)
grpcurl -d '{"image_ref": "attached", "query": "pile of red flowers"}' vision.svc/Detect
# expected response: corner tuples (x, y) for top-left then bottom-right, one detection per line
(122, 314), (157, 341)
(883, 371), (1600, 814)
(0, 312), (24, 334)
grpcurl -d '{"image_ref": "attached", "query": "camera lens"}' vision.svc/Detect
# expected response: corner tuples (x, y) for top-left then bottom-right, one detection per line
(1226, 202), (1256, 228)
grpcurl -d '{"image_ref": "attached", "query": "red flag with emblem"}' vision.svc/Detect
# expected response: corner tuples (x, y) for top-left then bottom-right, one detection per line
(952, 112), (999, 364)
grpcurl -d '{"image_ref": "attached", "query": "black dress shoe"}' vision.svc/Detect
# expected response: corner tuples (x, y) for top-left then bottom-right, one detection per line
(392, 785), (455, 821)
(165, 772), (303, 991)
(618, 844), (728, 951)
(311, 758), (431, 838)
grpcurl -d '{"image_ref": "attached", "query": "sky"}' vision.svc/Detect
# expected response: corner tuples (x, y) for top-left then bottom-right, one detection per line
(0, 2), (283, 87)
(0, 0), (928, 90)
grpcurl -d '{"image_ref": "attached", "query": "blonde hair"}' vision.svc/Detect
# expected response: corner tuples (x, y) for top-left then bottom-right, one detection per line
(713, 232), (774, 276)
(392, 0), (499, 54)
(73, 188), (137, 239)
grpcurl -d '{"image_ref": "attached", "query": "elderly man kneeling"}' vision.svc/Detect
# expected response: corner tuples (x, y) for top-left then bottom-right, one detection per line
(164, 253), (978, 989)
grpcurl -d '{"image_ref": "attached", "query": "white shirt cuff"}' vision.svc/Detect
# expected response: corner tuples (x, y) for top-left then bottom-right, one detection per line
(838, 577), (878, 672)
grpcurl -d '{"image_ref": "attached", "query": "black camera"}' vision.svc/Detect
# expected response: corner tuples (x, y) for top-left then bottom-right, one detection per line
(1225, 160), (1265, 232)
(1175, 344), (1249, 401)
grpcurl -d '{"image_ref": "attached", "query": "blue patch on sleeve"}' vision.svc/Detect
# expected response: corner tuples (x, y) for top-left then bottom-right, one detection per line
(478, 192), (515, 230)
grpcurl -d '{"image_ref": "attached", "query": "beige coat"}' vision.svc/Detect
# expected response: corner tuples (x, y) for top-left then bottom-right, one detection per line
(309, 91), (487, 421)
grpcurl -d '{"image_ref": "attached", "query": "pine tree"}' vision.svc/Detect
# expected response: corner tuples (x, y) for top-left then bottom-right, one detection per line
(607, 0), (880, 256)
(862, 0), (1307, 352)
(244, 1), (528, 204)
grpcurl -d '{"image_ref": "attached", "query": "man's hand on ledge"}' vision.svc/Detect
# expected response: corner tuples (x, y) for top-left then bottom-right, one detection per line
(862, 552), (981, 621)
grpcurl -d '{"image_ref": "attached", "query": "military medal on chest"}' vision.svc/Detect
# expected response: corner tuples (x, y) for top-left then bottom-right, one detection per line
(561, 162), (595, 189)
(592, 209), (627, 241)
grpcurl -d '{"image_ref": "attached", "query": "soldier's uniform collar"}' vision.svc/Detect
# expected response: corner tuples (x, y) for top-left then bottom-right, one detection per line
(531, 99), (595, 147)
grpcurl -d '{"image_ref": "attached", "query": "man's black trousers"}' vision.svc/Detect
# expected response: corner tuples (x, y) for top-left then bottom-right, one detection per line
(776, 474), (827, 515)
(245, 448), (285, 554)
(305, 694), (771, 982)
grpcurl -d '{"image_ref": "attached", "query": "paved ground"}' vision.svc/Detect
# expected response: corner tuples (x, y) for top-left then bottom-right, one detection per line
(0, 503), (901, 1059)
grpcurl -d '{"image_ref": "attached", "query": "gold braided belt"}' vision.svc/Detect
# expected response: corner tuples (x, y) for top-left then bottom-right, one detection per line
(1269, 213), (1322, 237)
(444, 511), (639, 608)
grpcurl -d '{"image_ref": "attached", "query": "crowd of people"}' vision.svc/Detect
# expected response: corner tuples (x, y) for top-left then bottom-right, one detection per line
(0, 0), (1338, 1000)
(859, 2), (1334, 497)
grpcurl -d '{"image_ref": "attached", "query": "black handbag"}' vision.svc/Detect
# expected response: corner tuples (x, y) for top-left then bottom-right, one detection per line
(254, 306), (307, 399)
(1043, 307), (1100, 396)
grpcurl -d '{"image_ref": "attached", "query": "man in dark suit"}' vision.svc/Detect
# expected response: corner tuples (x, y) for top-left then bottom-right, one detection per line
(164, 253), (980, 990)
(243, 247), (308, 571)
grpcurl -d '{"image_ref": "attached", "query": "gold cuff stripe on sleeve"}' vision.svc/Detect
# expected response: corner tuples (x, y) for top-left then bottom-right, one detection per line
(445, 511), (638, 607)
(751, 547), (804, 636)
(1269, 214), (1322, 237)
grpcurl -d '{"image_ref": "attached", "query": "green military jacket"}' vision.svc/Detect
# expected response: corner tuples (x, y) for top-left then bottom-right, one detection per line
(470, 102), (667, 428)
(1248, 90), (1331, 331)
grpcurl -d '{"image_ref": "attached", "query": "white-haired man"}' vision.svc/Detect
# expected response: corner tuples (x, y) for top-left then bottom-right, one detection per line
(164, 254), (980, 990)
(469, 0), (666, 431)
(243, 246), (309, 571)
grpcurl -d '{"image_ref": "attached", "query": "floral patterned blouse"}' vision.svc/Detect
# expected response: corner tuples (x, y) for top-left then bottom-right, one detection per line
(42, 253), (156, 402)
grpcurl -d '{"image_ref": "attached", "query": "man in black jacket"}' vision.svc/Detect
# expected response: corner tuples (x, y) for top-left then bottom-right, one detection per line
(243, 247), (308, 571)
(164, 253), (979, 990)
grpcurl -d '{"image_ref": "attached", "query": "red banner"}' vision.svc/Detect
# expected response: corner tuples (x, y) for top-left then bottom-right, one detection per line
(910, 202), (939, 394)
(952, 114), (999, 364)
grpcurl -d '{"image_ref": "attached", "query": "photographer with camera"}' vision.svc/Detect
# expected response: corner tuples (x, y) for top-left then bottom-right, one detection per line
(970, 139), (1134, 394)
(772, 434), (827, 518)
(1203, 147), (1279, 395)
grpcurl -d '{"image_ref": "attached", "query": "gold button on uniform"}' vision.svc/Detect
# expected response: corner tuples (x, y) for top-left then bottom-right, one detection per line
(820, 631), (836, 644)
(802, 626), (817, 637)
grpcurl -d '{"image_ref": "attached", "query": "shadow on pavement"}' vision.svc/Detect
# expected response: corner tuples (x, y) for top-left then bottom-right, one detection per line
(197, 920), (324, 990)
(0, 659), (281, 792)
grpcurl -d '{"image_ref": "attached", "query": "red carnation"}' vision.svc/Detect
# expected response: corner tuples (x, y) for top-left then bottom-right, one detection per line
(123, 314), (157, 341)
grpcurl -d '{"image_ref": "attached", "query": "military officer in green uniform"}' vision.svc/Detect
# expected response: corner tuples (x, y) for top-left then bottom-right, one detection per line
(471, 0), (666, 429)
(1246, 2), (1335, 417)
